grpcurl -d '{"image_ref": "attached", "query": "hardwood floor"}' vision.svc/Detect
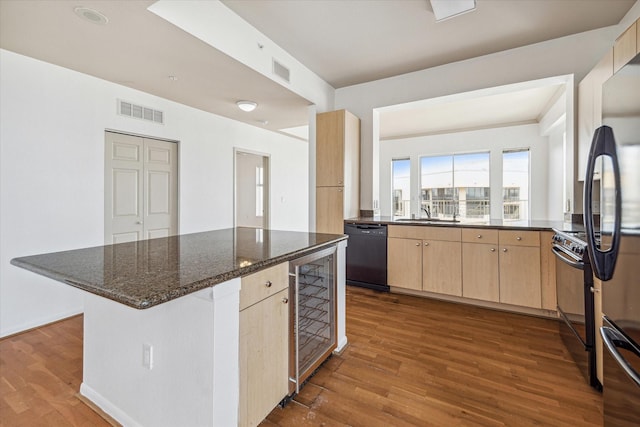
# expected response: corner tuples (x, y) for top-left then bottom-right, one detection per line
(264, 287), (602, 426)
(0, 288), (602, 426)
(0, 315), (111, 426)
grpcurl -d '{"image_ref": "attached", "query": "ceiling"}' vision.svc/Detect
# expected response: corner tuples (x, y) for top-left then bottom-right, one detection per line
(0, 0), (636, 138)
(221, 0), (635, 88)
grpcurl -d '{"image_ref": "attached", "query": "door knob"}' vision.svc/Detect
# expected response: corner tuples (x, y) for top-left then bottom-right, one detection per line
(265, 281), (272, 288)
(516, 236), (522, 241)
(502, 248), (508, 252)
(477, 235), (482, 239)
(490, 248), (496, 252)
(282, 297), (289, 304)
(415, 242), (420, 246)
(136, 221), (142, 225)
(424, 242), (429, 246)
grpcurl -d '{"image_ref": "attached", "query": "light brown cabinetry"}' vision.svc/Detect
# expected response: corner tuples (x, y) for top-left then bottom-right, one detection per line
(423, 238), (462, 297)
(498, 230), (542, 309)
(388, 226), (549, 311)
(462, 229), (499, 302)
(388, 237), (422, 291)
(614, 21), (637, 73)
(387, 226), (461, 295)
(315, 110), (360, 234)
(239, 263), (289, 427)
(316, 187), (344, 236)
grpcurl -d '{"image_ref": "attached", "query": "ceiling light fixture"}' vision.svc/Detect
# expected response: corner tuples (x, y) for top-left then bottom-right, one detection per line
(236, 101), (257, 112)
(73, 7), (109, 25)
(429, 0), (476, 22)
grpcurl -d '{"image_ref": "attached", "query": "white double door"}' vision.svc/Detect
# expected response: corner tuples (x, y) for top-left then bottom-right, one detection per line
(105, 132), (178, 244)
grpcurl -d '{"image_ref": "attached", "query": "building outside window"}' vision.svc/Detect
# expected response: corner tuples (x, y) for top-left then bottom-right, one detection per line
(420, 152), (490, 220)
(502, 149), (530, 220)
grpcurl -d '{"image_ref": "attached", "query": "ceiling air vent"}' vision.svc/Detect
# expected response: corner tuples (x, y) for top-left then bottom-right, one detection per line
(272, 59), (290, 83)
(118, 100), (164, 124)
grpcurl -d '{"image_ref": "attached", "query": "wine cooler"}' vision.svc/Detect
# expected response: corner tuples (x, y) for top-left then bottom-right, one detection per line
(288, 246), (337, 394)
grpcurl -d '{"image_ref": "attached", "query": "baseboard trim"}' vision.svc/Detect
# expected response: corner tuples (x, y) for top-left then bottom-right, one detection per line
(80, 383), (142, 427)
(390, 287), (558, 319)
(0, 308), (83, 339)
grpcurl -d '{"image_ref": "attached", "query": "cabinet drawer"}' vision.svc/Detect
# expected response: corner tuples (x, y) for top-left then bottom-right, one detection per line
(498, 230), (540, 247)
(389, 225), (461, 241)
(461, 228), (498, 244)
(240, 263), (289, 311)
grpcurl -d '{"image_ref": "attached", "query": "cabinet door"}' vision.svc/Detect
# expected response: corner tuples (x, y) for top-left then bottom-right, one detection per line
(387, 237), (422, 290)
(613, 21), (637, 73)
(239, 288), (289, 427)
(423, 240), (462, 296)
(462, 242), (499, 302)
(499, 245), (542, 308)
(316, 111), (345, 187)
(316, 186), (344, 234)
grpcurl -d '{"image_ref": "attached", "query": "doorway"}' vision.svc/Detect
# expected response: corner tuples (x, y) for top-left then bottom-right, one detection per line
(235, 149), (269, 229)
(105, 131), (179, 244)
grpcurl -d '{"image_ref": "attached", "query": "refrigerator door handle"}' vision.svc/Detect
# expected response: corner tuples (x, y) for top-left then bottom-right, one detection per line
(601, 326), (640, 387)
(584, 125), (622, 281)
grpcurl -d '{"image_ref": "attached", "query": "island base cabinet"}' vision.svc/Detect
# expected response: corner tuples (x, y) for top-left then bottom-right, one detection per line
(387, 237), (422, 290)
(499, 245), (542, 308)
(239, 288), (289, 427)
(423, 240), (462, 296)
(462, 243), (499, 302)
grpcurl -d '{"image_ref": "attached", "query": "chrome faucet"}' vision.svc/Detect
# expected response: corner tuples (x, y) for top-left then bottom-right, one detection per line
(422, 206), (431, 218)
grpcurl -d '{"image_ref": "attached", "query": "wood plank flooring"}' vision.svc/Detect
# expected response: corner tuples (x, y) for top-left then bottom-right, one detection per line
(0, 287), (602, 426)
(0, 315), (111, 426)
(264, 287), (602, 426)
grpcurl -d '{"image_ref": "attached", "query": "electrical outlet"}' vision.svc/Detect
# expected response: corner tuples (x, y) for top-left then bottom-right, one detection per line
(143, 343), (153, 370)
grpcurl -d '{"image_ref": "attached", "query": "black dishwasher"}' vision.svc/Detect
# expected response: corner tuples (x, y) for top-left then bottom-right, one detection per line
(344, 223), (389, 292)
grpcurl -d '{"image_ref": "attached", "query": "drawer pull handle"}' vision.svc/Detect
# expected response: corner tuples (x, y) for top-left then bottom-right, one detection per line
(503, 248), (508, 252)
(265, 281), (272, 288)
(415, 243), (420, 246)
(477, 235), (482, 239)
(282, 297), (289, 304)
(516, 236), (522, 241)
(490, 248), (496, 252)
(424, 242), (429, 246)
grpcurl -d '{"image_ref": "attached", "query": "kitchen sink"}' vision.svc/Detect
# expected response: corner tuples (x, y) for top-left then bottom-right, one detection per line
(395, 218), (460, 223)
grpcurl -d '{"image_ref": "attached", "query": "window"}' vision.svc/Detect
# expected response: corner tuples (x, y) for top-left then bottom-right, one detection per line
(420, 152), (490, 220)
(392, 159), (411, 218)
(502, 150), (529, 220)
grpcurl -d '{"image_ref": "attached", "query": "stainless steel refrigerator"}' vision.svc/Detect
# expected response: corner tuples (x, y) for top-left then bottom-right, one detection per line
(584, 53), (640, 426)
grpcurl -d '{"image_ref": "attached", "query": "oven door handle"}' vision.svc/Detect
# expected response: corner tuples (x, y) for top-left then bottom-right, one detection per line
(552, 246), (584, 270)
(601, 326), (640, 387)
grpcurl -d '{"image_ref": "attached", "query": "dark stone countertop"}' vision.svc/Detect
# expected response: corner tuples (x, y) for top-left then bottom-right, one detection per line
(11, 227), (347, 310)
(345, 216), (585, 233)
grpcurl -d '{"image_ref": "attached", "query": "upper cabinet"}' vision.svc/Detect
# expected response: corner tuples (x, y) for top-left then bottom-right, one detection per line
(613, 20), (637, 73)
(315, 110), (360, 234)
(316, 110), (360, 187)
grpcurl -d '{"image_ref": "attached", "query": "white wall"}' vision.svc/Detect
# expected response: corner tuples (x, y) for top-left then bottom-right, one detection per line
(335, 26), (622, 213)
(0, 49), (309, 337)
(380, 123), (554, 220)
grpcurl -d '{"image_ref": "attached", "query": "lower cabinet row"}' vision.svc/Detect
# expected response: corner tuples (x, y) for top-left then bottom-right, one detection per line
(387, 226), (553, 310)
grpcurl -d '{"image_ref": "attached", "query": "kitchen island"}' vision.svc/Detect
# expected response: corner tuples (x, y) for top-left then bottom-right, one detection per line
(11, 227), (348, 427)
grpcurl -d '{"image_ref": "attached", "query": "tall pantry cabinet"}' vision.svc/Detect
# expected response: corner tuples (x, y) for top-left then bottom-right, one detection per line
(316, 110), (360, 234)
